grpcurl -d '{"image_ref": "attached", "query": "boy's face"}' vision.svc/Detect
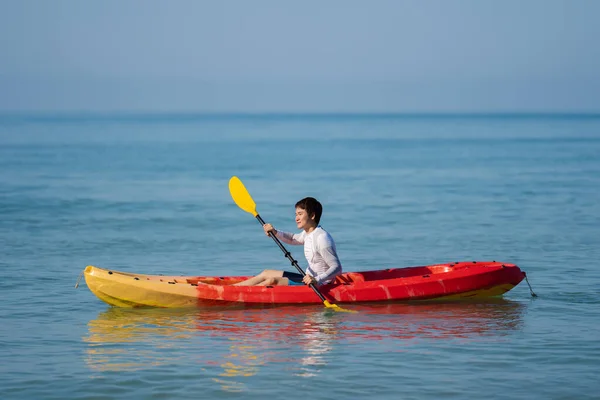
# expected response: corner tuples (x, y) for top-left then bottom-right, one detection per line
(295, 207), (315, 230)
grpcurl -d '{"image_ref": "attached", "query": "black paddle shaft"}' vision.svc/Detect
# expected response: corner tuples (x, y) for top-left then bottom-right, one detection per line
(255, 214), (327, 302)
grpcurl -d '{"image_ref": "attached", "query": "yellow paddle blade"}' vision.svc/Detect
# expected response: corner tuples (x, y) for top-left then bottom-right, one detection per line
(229, 176), (258, 217)
(323, 300), (357, 313)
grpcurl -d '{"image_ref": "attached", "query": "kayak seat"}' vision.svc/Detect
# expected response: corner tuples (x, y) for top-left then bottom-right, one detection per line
(334, 272), (365, 285)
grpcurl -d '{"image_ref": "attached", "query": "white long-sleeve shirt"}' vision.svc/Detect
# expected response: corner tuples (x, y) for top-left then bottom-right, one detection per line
(275, 226), (343, 285)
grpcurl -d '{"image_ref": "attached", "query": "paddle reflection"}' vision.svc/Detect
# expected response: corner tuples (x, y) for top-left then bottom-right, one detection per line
(83, 300), (526, 387)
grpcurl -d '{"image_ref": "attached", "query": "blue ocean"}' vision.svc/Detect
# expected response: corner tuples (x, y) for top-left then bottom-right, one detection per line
(1, 114), (598, 399)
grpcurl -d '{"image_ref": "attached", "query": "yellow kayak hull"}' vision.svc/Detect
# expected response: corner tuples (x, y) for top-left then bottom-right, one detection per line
(84, 266), (205, 308)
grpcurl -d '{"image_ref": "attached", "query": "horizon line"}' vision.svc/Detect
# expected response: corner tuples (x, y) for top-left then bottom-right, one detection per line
(2, 110), (600, 118)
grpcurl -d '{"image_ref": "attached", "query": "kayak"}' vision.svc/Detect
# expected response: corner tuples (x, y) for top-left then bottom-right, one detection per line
(83, 261), (525, 308)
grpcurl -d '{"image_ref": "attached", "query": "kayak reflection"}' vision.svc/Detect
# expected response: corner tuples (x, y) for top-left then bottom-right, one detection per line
(346, 299), (526, 341)
(84, 299), (526, 384)
(83, 305), (341, 376)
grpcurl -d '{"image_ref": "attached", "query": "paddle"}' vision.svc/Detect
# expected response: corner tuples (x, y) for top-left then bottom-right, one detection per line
(228, 176), (354, 312)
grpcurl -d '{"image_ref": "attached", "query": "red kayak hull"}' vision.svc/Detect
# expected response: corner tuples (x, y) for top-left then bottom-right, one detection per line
(193, 261), (525, 306)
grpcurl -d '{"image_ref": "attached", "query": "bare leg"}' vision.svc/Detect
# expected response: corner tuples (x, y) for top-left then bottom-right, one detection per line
(257, 277), (289, 286)
(233, 269), (285, 286)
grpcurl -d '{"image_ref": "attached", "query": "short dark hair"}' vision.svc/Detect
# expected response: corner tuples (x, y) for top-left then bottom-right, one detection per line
(295, 197), (323, 225)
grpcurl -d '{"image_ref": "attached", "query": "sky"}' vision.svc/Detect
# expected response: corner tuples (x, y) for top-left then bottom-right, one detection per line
(0, 0), (599, 113)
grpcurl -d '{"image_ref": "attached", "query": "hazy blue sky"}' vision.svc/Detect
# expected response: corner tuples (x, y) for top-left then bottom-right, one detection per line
(1, 0), (599, 113)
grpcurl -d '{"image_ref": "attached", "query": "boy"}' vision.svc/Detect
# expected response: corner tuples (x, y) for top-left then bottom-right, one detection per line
(234, 197), (342, 286)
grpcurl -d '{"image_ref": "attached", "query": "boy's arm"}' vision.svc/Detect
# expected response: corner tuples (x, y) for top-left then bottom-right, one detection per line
(313, 235), (342, 284)
(275, 231), (305, 245)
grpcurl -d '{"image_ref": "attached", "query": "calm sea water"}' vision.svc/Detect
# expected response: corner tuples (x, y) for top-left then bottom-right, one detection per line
(1, 114), (599, 399)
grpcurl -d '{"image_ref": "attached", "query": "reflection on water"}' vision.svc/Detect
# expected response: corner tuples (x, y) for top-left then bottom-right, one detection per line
(84, 307), (199, 372)
(346, 299), (527, 341)
(84, 300), (526, 390)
